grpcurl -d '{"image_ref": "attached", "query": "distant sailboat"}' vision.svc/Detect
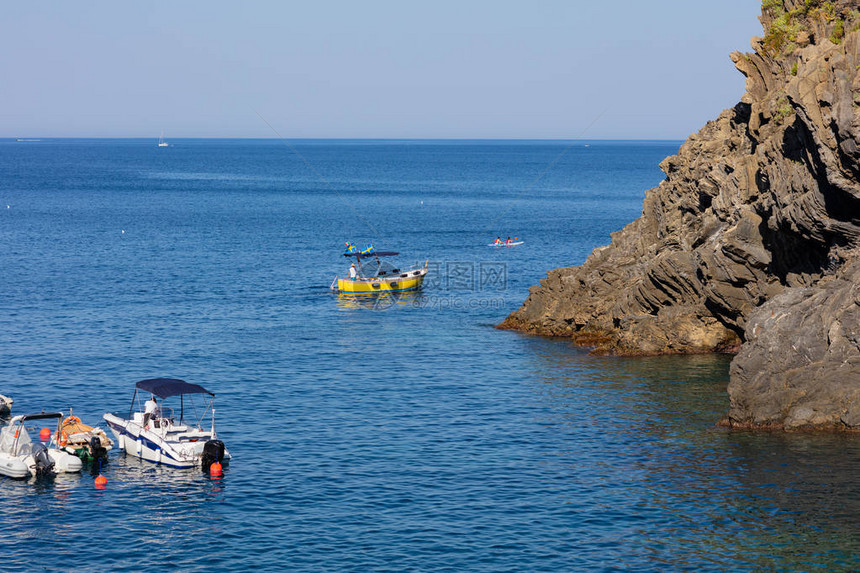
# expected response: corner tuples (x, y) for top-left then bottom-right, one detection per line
(158, 130), (169, 147)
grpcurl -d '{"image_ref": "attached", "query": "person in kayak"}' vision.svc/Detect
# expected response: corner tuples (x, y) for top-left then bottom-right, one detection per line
(494, 237), (502, 245)
(506, 237), (512, 245)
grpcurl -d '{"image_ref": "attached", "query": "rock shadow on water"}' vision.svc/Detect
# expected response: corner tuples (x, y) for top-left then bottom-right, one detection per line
(519, 335), (860, 569)
(520, 335), (733, 430)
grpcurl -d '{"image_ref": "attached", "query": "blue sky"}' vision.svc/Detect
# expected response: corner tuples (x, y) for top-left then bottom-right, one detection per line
(1, 1), (762, 139)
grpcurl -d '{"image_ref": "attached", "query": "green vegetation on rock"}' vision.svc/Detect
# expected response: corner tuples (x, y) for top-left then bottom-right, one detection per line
(760, 0), (847, 54)
(829, 18), (844, 44)
(774, 95), (793, 122)
(763, 0), (782, 13)
(763, 12), (803, 54)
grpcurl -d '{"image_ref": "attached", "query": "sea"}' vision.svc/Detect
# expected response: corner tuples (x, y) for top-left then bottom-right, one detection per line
(1, 139), (859, 572)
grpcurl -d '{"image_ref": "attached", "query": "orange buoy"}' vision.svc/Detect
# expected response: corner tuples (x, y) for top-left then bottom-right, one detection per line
(94, 475), (107, 489)
(209, 462), (223, 476)
(39, 427), (51, 441)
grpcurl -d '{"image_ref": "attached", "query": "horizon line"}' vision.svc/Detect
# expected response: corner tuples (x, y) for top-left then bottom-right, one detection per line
(2, 136), (686, 142)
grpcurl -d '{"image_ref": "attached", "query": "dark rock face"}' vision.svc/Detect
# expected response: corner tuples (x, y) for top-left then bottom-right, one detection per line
(500, 0), (860, 429)
(727, 260), (860, 429)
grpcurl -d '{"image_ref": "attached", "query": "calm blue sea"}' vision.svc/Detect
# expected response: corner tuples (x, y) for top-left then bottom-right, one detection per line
(1, 139), (859, 571)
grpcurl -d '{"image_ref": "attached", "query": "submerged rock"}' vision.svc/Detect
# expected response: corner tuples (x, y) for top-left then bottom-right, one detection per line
(500, 0), (860, 429)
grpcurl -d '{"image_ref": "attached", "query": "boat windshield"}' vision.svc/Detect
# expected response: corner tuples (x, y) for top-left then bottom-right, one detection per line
(367, 260), (403, 277)
(137, 394), (213, 428)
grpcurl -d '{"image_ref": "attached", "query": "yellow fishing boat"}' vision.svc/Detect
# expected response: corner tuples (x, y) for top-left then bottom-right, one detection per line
(333, 245), (428, 294)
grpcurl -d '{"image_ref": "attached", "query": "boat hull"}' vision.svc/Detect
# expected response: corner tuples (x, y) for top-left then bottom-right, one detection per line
(0, 454), (30, 479)
(337, 268), (426, 293)
(0, 449), (82, 479)
(51, 449), (83, 473)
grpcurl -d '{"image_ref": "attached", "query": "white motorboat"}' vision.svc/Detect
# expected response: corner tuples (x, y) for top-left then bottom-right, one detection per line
(157, 129), (169, 147)
(103, 378), (230, 471)
(0, 412), (84, 479)
(0, 394), (12, 417)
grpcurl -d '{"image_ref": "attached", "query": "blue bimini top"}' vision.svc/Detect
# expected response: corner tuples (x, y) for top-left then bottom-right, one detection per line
(135, 378), (214, 399)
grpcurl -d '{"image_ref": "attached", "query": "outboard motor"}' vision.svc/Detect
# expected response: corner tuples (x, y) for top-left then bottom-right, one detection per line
(31, 443), (55, 477)
(89, 435), (108, 463)
(201, 439), (225, 472)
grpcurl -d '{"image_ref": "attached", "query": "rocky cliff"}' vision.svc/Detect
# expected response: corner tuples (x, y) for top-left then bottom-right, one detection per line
(500, 0), (860, 429)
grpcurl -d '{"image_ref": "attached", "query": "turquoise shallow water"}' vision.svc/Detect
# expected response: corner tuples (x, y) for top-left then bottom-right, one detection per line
(1, 139), (859, 571)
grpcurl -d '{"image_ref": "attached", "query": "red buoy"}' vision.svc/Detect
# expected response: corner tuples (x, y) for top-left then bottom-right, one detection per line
(39, 427), (51, 441)
(94, 475), (107, 489)
(209, 462), (223, 477)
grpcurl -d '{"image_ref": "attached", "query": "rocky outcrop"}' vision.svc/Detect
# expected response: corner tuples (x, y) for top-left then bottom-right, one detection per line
(727, 257), (860, 429)
(500, 0), (860, 429)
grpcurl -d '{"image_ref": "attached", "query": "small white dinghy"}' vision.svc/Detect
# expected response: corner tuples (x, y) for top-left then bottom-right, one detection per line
(0, 412), (84, 479)
(104, 378), (230, 471)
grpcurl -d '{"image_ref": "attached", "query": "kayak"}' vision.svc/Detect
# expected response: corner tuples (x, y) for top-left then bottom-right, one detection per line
(489, 241), (524, 247)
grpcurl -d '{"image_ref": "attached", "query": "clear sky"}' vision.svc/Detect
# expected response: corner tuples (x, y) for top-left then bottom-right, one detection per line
(1, 1), (763, 140)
